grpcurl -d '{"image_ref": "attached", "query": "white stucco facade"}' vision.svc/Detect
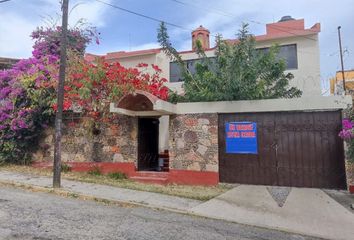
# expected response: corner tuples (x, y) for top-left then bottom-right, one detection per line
(88, 18), (322, 97)
(162, 34), (321, 96)
(255, 35), (321, 96)
(114, 35), (321, 97)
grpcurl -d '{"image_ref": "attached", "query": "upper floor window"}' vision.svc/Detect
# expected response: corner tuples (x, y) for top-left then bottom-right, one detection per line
(170, 57), (216, 83)
(258, 44), (298, 70)
(169, 44), (297, 82)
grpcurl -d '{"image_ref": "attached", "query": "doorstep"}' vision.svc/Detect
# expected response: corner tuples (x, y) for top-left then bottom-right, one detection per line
(130, 171), (169, 185)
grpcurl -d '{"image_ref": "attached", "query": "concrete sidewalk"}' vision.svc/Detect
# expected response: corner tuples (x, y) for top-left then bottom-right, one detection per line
(0, 171), (201, 212)
(1, 170), (354, 240)
(191, 185), (354, 240)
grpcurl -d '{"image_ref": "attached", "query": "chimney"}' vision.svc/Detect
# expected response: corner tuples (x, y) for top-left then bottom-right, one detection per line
(192, 25), (210, 51)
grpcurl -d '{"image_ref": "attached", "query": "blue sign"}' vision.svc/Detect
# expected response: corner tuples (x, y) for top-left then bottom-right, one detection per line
(225, 122), (258, 154)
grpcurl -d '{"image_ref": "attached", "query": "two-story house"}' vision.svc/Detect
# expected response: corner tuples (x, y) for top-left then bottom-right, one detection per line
(87, 16), (321, 96)
(85, 16), (322, 153)
(36, 16), (354, 190)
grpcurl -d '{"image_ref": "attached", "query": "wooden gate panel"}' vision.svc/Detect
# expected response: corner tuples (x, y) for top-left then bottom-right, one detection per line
(218, 111), (346, 189)
(219, 112), (277, 185)
(275, 112), (291, 187)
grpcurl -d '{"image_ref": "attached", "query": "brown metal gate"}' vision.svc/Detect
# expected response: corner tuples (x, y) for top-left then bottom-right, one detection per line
(218, 111), (347, 189)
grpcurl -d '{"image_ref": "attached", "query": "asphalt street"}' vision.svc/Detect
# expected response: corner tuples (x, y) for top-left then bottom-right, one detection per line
(0, 187), (321, 240)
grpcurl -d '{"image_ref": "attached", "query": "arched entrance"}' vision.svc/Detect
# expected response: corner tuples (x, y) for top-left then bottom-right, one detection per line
(113, 90), (176, 171)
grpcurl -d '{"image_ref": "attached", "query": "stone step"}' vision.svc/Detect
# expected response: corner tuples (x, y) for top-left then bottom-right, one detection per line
(130, 176), (169, 185)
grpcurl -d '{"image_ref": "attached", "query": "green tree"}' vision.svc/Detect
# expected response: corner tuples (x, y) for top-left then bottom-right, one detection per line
(157, 22), (302, 102)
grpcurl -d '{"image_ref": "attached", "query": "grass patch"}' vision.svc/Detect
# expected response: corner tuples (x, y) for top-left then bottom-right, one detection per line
(68, 192), (79, 198)
(61, 163), (72, 173)
(87, 166), (102, 176)
(107, 172), (127, 180)
(0, 164), (232, 201)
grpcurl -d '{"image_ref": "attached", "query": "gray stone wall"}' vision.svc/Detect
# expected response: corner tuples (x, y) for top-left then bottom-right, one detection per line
(33, 116), (138, 164)
(346, 160), (354, 189)
(169, 113), (218, 172)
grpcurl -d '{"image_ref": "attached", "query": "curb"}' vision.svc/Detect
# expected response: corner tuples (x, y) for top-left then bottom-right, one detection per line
(0, 180), (189, 215)
(0, 179), (331, 240)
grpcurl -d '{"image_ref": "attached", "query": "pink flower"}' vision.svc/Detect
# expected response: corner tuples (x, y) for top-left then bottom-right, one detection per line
(342, 119), (353, 130)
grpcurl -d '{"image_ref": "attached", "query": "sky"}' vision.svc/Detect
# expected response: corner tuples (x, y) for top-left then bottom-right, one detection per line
(0, 0), (353, 93)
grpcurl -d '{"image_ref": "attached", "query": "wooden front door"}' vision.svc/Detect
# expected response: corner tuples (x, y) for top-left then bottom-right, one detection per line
(218, 111), (347, 189)
(138, 118), (159, 171)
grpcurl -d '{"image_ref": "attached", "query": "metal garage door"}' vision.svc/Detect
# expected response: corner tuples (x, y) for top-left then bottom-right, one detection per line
(218, 111), (347, 189)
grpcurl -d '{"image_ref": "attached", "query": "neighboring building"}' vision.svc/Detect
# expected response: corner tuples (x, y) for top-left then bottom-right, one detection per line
(330, 70), (354, 95)
(86, 16), (322, 96)
(0, 57), (19, 70)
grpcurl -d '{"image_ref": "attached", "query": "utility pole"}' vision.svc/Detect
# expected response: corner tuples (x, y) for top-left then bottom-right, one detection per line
(337, 26), (346, 94)
(53, 0), (69, 188)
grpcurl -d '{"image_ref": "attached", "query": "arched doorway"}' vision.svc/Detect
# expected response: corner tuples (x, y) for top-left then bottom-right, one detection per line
(114, 90), (174, 171)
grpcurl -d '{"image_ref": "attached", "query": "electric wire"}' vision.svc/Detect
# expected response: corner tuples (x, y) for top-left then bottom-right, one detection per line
(96, 0), (318, 54)
(170, 0), (318, 41)
(95, 0), (193, 32)
(96, 0), (318, 55)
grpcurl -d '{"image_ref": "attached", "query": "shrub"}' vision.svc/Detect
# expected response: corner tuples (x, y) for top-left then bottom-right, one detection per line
(158, 22), (302, 102)
(339, 107), (354, 163)
(88, 166), (102, 176)
(0, 25), (98, 165)
(60, 163), (72, 173)
(107, 172), (127, 180)
(0, 23), (168, 165)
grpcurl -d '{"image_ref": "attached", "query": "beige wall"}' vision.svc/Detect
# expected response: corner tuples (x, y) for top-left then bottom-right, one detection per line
(163, 35), (321, 96)
(112, 54), (160, 77)
(255, 35), (321, 96)
(162, 50), (215, 93)
(159, 115), (169, 152)
(109, 34), (321, 97)
(173, 95), (351, 114)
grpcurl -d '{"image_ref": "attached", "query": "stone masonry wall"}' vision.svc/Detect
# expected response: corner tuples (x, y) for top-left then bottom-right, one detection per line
(169, 113), (218, 172)
(33, 116), (138, 164)
(346, 160), (354, 191)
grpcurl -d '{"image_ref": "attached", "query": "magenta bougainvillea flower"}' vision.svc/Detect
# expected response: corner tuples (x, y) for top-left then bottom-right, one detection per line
(342, 119), (353, 130)
(339, 119), (354, 140)
(0, 25), (98, 163)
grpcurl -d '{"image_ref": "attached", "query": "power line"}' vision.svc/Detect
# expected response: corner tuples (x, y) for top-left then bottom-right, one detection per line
(95, 0), (319, 56)
(171, 0), (312, 32)
(0, 0), (11, 3)
(170, 0), (317, 41)
(95, 0), (192, 32)
(171, 0), (232, 18)
(97, 0), (316, 44)
(176, 3), (319, 55)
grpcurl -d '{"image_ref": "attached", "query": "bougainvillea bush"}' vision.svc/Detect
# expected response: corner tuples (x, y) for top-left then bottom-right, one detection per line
(0, 25), (168, 164)
(0, 54), (59, 164)
(0, 25), (95, 164)
(339, 108), (354, 163)
(64, 58), (168, 115)
(31, 26), (98, 59)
